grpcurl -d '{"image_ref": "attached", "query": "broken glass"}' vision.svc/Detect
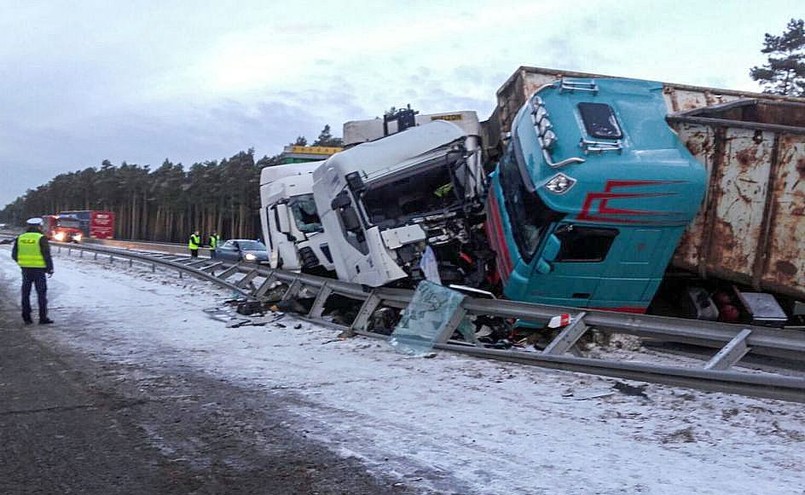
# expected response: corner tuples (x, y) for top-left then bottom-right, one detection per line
(389, 281), (468, 355)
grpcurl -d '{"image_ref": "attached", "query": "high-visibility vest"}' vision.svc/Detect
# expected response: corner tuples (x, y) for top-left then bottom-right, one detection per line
(16, 232), (47, 268)
(188, 234), (200, 250)
(209, 235), (219, 249)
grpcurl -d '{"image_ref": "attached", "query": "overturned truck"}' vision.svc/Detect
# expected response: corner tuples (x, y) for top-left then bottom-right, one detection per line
(487, 67), (804, 324)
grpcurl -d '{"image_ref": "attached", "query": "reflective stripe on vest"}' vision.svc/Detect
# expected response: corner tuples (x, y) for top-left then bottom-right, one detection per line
(16, 232), (46, 268)
(189, 234), (200, 249)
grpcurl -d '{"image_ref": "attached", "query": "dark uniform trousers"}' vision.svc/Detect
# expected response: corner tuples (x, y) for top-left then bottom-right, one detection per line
(22, 267), (48, 321)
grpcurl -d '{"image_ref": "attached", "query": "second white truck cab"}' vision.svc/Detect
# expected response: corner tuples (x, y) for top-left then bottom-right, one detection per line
(259, 161), (335, 273)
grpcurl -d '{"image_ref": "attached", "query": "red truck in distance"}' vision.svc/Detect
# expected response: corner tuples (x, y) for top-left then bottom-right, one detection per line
(56, 210), (116, 240)
(42, 215), (84, 242)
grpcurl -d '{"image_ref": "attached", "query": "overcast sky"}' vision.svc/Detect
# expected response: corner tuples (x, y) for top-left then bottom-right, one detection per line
(0, 0), (800, 208)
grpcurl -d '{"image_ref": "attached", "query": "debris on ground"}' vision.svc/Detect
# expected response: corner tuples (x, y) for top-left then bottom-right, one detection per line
(612, 381), (650, 398)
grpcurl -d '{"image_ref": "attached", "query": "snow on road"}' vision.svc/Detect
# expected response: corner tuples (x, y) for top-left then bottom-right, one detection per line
(1, 247), (803, 494)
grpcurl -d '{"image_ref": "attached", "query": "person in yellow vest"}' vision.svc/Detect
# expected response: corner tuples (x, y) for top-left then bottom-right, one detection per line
(188, 230), (201, 258)
(11, 218), (54, 325)
(208, 231), (220, 259)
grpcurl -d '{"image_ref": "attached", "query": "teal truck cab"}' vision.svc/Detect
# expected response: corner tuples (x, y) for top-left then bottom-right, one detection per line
(486, 77), (707, 313)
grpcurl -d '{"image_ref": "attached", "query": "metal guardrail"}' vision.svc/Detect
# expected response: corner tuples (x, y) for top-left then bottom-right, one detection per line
(53, 241), (805, 403)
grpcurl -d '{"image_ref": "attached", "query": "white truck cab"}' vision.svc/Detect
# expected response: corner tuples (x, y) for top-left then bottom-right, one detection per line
(312, 119), (487, 287)
(259, 161), (335, 273)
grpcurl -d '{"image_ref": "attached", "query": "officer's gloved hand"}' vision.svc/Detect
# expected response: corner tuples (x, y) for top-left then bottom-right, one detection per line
(47, 270), (54, 277)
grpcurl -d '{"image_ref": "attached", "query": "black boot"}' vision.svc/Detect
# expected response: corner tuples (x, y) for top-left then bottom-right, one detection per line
(39, 318), (54, 325)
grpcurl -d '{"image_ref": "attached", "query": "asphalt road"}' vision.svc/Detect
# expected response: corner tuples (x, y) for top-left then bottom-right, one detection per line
(0, 281), (421, 494)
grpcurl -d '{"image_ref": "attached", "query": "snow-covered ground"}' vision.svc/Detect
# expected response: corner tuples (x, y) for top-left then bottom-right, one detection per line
(1, 247), (803, 494)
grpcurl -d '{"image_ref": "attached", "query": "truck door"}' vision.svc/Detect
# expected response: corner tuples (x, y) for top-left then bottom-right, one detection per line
(591, 227), (680, 310)
(528, 224), (619, 307)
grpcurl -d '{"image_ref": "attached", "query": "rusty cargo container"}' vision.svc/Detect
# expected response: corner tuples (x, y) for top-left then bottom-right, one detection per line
(487, 66), (804, 301)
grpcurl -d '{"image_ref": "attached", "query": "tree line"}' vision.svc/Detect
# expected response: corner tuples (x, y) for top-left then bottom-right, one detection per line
(0, 126), (342, 243)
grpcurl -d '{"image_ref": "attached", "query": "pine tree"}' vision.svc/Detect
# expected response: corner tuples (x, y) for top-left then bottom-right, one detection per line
(312, 125), (343, 147)
(750, 18), (805, 96)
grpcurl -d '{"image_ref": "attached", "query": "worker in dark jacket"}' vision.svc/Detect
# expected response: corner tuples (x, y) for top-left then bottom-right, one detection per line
(11, 218), (54, 325)
(188, 230), (201, 258)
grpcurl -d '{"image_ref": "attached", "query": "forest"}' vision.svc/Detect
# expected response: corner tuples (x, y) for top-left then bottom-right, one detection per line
(0, 127), (341, 243)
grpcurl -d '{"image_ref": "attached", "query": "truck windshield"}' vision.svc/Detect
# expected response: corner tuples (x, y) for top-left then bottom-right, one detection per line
(289, 194), (322, 233)
(362, 156), (457, 227)
(498, 143), (563, 263)
(57, 218), (80, 229)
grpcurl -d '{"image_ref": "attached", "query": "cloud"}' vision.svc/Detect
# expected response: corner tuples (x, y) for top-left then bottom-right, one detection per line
(1, 0), (801, 208)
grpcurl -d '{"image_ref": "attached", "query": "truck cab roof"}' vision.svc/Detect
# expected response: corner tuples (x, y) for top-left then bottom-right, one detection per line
(313, 120), (467, 196)
(513, 77), (706, 225)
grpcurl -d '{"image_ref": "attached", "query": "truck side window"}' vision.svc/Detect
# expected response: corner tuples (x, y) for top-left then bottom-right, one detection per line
(578, 102), (622, 139)
(332, 191), (369, 255)
(554, 225), (618, 262)
(289, 194), (322, 233)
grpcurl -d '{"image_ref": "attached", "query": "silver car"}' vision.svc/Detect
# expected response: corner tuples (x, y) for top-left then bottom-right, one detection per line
(216, 239), (269, 264)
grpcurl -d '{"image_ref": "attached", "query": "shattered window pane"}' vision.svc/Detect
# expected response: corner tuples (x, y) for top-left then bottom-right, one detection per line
(390, 281), (466, 356)
(289, 194), (323, 233)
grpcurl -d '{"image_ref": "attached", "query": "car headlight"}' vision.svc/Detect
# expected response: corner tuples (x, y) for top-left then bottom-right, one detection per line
(244, 253), (257, 261)
(74, 234), (82, 242)
(54, 232), (65, 241)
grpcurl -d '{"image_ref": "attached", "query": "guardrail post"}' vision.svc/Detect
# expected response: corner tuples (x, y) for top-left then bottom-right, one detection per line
(281, 277), (304, 302)
(254, 272), (279, 299)
(236, 268), (260, 287)
(308, 283), (333, 319)
(351, 292), (383, 333)
(542, 312), (588, 356)
(215, 265), (241, 280)
(436, 305), (470, 344)
(704, 328), (753, 371)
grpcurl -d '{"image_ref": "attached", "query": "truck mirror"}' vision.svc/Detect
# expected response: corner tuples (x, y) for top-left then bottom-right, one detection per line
(341, 206), (361, 233)
(331, 191), (352, 210)
(345, 171), (366, 193)
(535, 233), (562, 274)
(535, 258), (552, 274)
(274, 204), (292, 234)
(542, 234), (561, 262)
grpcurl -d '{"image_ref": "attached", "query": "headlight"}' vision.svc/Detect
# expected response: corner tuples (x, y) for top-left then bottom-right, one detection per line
(244, 253), (257, 261)
(74, 234), (82, 242)
(54, 232), (65, 241)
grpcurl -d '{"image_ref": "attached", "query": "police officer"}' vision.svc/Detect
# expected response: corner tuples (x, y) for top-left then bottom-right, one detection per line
(208, 230), (220, 259)
(11, 218), (54, 325)
(188, 230), (201, 258)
